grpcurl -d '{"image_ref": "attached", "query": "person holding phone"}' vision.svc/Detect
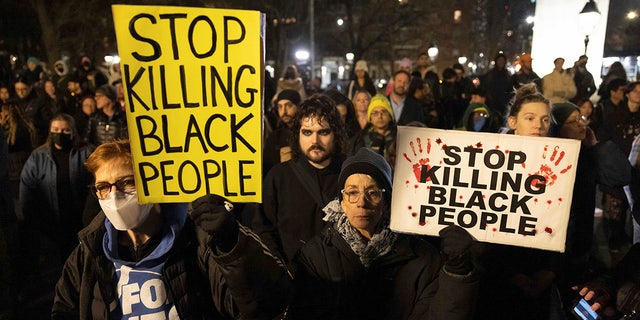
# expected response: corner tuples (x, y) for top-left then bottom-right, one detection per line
(572, 297), (599, 320)
(574, 242), (640, 319)
(475, 83), (565, 319)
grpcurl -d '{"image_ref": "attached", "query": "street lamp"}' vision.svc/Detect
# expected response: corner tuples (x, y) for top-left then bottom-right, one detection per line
(578, 0), (601, 55)
(345, 52), (354, 63)
(427, 44), (439, 62)
(295, 50), (310, 61)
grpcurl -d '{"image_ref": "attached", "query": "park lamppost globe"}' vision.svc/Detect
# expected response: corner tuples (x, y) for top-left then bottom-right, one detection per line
(345, 52), (354, 63)
(578, 0), (601, 55)
(427, 44), (439, 62)
(295, 50), (310, 62)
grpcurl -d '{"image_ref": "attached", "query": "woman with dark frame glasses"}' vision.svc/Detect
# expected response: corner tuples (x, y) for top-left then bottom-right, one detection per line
(52, 139), (290, 319)
(289, 147), (477, 319)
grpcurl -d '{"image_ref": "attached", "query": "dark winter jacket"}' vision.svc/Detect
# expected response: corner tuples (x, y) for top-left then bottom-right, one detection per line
(290, 224), (477, 320)
(347, 125), (397, 157)
(481, 67), (512, 118)
(263, 126), (293, 175)
(51, 209), (291, 319)
(19, 143), (93, 241)
(510, 71), (542, 92)
(596, 102), (640, 198)
(252, 156), (343, 265)
(391, 96), (426, 126)
(347, 78), (377, 101)
(85, 109), (128, 146)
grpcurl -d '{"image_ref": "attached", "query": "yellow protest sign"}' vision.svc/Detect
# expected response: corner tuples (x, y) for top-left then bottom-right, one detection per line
(112, 5), (264, 204)
(391, 127), (580, 252)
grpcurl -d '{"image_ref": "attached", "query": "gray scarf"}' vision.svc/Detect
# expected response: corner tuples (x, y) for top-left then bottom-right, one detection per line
(322, 199), (398, 268)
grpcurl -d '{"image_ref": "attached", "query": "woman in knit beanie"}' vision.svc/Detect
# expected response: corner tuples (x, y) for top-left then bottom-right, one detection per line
(289, 147), (477, 319)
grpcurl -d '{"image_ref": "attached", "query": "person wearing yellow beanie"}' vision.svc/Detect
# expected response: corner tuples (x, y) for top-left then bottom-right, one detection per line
(347, 94), (396, 156)
(367, 94), (395, 123)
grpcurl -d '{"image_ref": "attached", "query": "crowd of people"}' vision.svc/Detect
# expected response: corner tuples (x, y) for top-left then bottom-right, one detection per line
(0, 50), (639, 319)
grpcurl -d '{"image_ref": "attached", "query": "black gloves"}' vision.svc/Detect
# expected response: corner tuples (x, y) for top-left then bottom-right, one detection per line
(190, 194), (238, 252)
(439, 225), (474, 275)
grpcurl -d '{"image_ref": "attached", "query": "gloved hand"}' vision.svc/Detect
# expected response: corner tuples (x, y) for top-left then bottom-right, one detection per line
(189, 194), (238, 252)
(439, 225), (474, 275)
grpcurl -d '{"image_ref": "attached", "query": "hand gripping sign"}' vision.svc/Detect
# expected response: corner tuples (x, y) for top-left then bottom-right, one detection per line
(390, 127), (580, 252)
(112, 5), (264, 204)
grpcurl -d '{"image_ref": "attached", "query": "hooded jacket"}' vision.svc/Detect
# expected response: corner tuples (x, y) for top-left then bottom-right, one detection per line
(457, 102), (499, 133)
(52, 205), (291, 319)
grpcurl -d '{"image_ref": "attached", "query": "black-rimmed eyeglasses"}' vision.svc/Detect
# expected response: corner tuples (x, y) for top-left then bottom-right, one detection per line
(340, 188), (386, 204)
(90, 176), (136, 200)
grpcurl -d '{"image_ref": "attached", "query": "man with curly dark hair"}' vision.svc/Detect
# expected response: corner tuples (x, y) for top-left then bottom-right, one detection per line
(252, 94), (347, 268)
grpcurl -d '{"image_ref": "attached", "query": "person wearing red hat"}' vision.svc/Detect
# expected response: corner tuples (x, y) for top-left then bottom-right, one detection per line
(511, 53), (542, 92)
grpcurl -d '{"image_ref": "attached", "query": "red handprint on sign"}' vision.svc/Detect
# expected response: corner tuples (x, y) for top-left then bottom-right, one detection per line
(403, 137), (445, 182)
(531, 145), (572, 187)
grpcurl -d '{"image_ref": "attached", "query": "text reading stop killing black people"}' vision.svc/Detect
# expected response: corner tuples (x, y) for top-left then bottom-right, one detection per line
(418, 145), (547, 236)
(121, 12), (260, 198)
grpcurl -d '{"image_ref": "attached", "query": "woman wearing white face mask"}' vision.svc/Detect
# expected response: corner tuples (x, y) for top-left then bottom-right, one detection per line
(20, 113), (93, 262)
(52, 140), (291, 319)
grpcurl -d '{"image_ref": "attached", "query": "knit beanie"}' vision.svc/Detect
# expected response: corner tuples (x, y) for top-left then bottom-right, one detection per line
(368, 94), (394, 122)
(96, 84), (117, 104)
(551, 102), (580, 126)
(338, 147), (393, 202)
(470, 102), (489, 114)
(275, 89), (301, 106)
(27, 57), (40, 65)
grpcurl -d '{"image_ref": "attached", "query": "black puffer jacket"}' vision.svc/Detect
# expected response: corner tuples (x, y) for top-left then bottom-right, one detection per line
(84, 109), (128, 146)
(290, 225), (478, 320)
(52, 211), (291, 319)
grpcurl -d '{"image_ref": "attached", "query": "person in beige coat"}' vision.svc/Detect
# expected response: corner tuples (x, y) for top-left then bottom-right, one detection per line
(542, 57), (577, 103)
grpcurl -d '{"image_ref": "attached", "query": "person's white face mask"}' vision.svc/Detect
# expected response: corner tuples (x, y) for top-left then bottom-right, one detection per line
(99, 191), (153, 231)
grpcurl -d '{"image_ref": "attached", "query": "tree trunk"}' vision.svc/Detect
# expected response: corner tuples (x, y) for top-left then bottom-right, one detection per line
(32, 0), (60, 68)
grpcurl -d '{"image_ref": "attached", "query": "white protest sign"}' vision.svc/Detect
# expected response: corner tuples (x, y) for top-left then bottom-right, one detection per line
(390, 127), (580, 252)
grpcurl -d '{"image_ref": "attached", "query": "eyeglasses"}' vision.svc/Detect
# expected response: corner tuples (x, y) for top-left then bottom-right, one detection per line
(90, 176), (136, 199)
(567, 115), (588, 126)
(341, 188), (386, 204)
